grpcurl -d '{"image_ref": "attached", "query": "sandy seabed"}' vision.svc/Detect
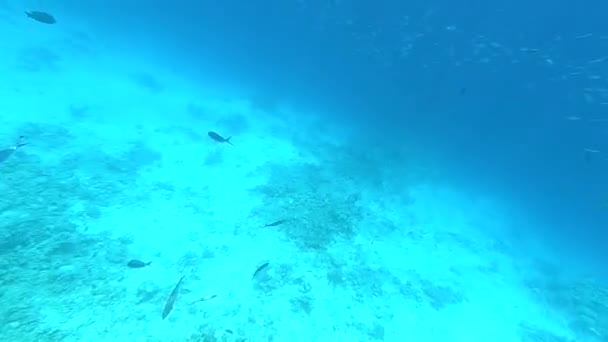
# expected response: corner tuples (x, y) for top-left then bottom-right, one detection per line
(0, 6), (606, 342)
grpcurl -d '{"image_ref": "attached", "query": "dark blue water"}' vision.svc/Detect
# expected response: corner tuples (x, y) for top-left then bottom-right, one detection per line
(5, 0), (607, 340)
(63, 0), (608, 268)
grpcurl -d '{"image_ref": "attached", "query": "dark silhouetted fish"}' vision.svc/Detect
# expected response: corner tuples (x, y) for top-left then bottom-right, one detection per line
(162, 276), (185, 319)
(208, 131), (233, 146)
(263, 219), (288, 228)
(25, 11), (56, 24)
(583, 148), (600, 165)
(127, 260), (152, 268)
(0, 136), (27, 164)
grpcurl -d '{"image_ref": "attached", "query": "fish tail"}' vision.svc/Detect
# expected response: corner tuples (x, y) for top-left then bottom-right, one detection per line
(226, 137), (234, 146)
(15, 136), (26, 149)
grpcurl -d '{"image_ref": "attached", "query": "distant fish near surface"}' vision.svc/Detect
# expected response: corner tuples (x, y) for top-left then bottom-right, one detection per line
(127, 260), (151, 268)
(0, 136), (27, 164)
(208, 131), (234, 146)
(25, 11), (56, 24)
(162, 276), (185, 319)
(252, 261), (270, 280)
(583, 148), (601, 164)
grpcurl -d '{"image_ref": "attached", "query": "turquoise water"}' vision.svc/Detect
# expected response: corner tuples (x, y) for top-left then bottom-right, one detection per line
(1, 1), (607, 342)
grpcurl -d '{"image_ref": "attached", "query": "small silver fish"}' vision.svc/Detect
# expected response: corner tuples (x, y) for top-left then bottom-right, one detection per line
(162, 276), (185, 319)
(189, 294), (217, 305)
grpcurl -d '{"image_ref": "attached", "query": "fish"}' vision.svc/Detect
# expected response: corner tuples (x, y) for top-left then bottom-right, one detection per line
(263, 219), (288, 227)
(520, 47), (539, 53)
(127, 260), (152, 268)
(162, 276), (185, 319)
(0, 136), (27, 164)
(25, 11), (56, 24)
(583, 148), (601, 164)
(252, 261), (270, 280)
(189, 294), (217, 305)
(208, 131), (233, 146)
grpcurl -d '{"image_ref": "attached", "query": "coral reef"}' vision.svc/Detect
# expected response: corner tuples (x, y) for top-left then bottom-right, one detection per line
(518, 323), (574, 342)
(563, 279), (608, 339)
(419, 279), (465, 310)
(253, 162), (363, 251)
(527, 268), (608, 341)
(0, 123), (162, 341)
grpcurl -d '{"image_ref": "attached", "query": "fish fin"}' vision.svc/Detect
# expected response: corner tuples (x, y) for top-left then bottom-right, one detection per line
(252, 261), (270, 279)
(226, 137), (234, 146)
(14, 136), (26, 149)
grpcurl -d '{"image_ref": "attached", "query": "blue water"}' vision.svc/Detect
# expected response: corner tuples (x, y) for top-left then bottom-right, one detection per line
(1, 0), (607, 341)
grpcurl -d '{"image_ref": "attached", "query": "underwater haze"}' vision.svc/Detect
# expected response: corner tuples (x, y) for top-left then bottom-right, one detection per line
(1, 0), (607, 341)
